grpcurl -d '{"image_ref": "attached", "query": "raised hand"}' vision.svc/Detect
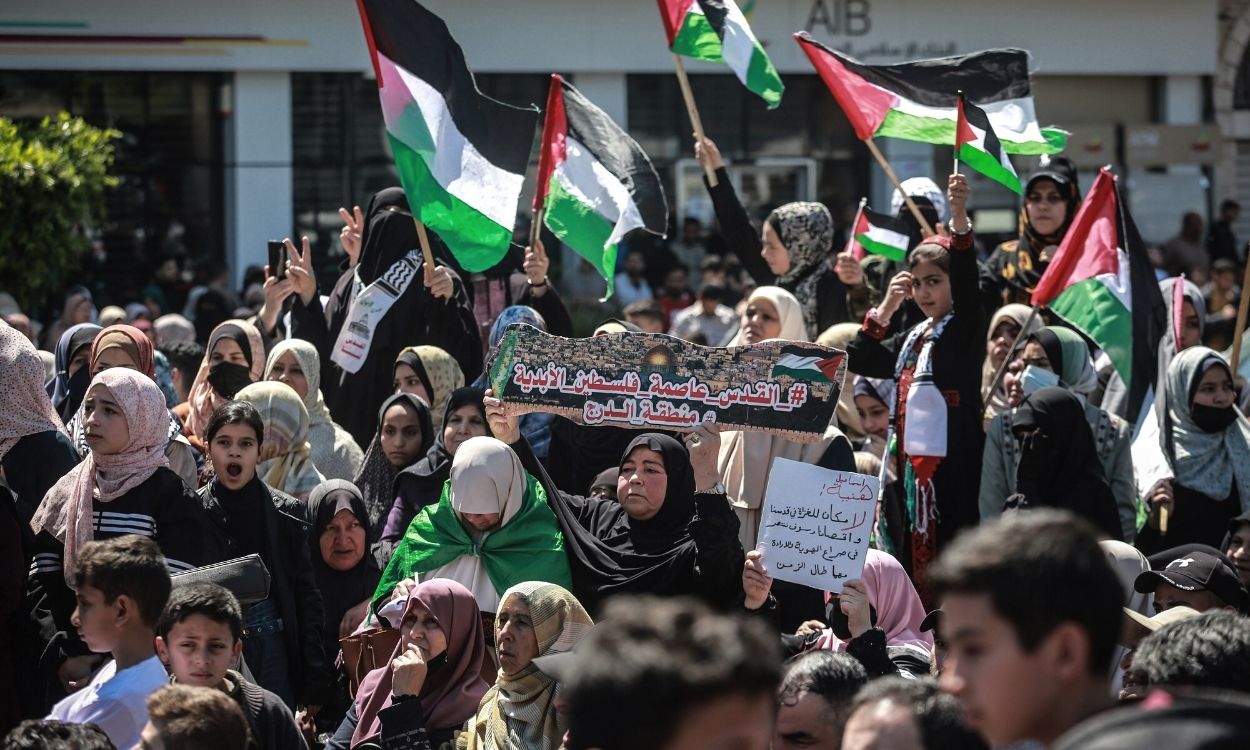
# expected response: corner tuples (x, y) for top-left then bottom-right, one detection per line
(339, 205), (365, 267)
(948, 173), (971, 232)
(694, 134), (724, 172)
(483, 389), (521, 445)
(284, 237), (318, 305)
(524, 238), (550, 292)
(838, 579), (872, 638)
(742, 550), (773, 610)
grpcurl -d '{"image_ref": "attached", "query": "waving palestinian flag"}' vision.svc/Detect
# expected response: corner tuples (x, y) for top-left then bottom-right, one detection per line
(355, 0), (538, 272)
(1032, 168), (1164, 423)
(854, 206), (912, 262)
(956, 94), (1021, 194)
(533, 75), (668, 301)
(795, 32), (1063, 155)
(657, 0), (784, 108)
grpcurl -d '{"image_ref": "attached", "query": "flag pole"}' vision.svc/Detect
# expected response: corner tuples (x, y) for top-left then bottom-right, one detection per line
(528, 207), (545, 250)
(953, 90), (963, 176)
(673, 54), (719, 187)
(843, 197), (867, 258)
(412, 218), (437, 272)
(981, 305), (1041, 421)
(865, 137), (934, 236)
(1230, 243), (1250, 375)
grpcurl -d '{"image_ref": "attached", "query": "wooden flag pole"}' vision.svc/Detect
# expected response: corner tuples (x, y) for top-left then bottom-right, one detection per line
(865, 137), (934, 237)
(1229, 243), (1250, 375)
(673, 54), (718, 187)
(981, 305), (1041, 421)
(412, 218), (437, 271)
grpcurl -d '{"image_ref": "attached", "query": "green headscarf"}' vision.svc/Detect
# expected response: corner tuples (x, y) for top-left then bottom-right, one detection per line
(1031, 325), (1098, 396)
(374, 438), (571, 611)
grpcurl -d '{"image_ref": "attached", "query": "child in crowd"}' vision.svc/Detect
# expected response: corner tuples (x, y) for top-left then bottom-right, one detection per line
(139, 684), (251, 750)
(155, 583), (307, 749)
(45, 535), (172, 750)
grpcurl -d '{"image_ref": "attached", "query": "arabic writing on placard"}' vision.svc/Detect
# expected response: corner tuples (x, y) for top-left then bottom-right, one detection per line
(756, 458), (879, 594)
(510, 363), (811, 429)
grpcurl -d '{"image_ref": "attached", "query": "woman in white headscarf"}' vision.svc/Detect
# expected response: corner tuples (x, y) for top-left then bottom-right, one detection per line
(266, 339), (363, 480)
(718, 286), (854, 551)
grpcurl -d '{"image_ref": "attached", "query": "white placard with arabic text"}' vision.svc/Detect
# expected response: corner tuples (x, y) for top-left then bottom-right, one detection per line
(756, 458), (878, 594)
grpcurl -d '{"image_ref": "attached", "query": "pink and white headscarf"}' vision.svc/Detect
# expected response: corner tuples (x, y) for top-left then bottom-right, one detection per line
(816, 548), (934, 657)
(30, 368), (171, 585)
(0, 323), (66, 462)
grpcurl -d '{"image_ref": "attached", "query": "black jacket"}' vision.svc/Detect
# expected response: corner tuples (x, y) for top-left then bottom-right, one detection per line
(199, 480), (332, 707)
(226, 670), (309, 750)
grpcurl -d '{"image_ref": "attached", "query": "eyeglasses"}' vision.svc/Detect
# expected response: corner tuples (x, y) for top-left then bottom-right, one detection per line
(1026, 193), (1065, 205)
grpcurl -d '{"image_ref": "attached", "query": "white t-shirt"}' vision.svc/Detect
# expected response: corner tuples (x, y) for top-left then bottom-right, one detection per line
(47, 654), (169, 749)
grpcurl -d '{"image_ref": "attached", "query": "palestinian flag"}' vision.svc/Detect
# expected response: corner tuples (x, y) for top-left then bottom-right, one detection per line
(534, 75), (667, 301)
(355, 0), (539, 272)
(1032, 168), (1165, 424)
(657, 0), (784, 108)
(854, 206), (912, 261)
(957, 94), (1022, 194)
(795, 32), (1064, 155)
(771, 348), (843, 383)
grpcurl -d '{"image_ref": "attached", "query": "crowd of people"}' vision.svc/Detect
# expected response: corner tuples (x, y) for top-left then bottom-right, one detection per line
(3, 133), (1250, 750)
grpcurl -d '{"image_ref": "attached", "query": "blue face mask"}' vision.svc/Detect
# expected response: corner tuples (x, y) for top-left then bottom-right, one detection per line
(1020, 365), (1061, 396)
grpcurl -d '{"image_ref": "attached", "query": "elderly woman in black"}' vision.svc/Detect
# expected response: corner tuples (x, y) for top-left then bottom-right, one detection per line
(482, 392), (744, 613)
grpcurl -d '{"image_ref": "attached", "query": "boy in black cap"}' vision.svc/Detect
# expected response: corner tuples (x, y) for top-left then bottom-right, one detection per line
(1133, 550), (1247, 614)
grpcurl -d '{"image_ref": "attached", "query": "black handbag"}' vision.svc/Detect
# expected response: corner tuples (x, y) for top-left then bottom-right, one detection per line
(170, 554), (271, 606)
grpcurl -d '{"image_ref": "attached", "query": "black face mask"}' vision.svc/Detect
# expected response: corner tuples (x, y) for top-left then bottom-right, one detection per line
(60, 366), (92, 419)
(826, 599), (878, 640)
(207, 361), (254, 400)
(1191, 403), (1238, 433)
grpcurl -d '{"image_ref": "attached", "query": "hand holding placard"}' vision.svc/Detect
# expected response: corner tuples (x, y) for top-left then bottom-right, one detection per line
(755, 458), (878, 594)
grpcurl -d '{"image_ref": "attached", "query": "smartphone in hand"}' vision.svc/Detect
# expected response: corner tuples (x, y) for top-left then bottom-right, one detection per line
(267, 240), (286, 280)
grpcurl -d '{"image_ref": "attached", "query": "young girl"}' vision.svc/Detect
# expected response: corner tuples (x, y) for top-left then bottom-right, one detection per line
(28, 369), (215, 690)
(393, 345), (465, 432)
(847, 174), (985, 596)
(354, 393), (435, 535)
(196, 400), (331, 713)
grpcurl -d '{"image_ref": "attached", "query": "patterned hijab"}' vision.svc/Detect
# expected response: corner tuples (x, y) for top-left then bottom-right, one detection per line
(0, 324), (67, 462)
(395, 345), (465, 432)
(460, 582), (594, 750)
(352, 579), (489, 747)
(185, 320), (265, 440)
(982, 303), (1041, 416)
(766, 201), (834, 337)
(1162, 347), (1250, 505)
(30, 369), (170, 585)
(266, 339), (362, 480)
(234, 381), (325, 500)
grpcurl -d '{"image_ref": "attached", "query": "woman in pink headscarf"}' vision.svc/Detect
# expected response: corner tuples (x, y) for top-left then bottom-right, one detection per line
(744, 548), (932, 677)
(325, 578), (489, 749)
(27, 369), (219, 689)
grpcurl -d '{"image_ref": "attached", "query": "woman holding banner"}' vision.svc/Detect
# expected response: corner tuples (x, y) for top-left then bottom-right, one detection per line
(846, 175), (985, 598)
(483, 395), (744, 614)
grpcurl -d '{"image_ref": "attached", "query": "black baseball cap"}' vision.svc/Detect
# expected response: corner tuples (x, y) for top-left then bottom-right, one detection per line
(1134, 551), (1246, 609)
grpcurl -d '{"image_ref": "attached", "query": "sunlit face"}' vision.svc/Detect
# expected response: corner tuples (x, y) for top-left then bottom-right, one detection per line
(381, 403), (425, 468)
(496, 597), (539, 676)
(209, 337), (248, 366)
(1025, 179), (1066, 236)
(939, 592), (1063, 748)
(741, 298), (782, 345)
(267, 351), (309, 401)
(82, 384), (130, 455)
(761, 222), (792, 276)
(209, 422), (260, 491)
(660, 692), (775, 750)
(91, 347), (140, 377)
(1020, 340), (1054, 373)
(1192, 364), (1236, 409)
(155, 613), (241, 689)
(910, 261), (952, 319)
(854, 394), (890, 439)
(393, 362), (432, 404)
(70, 584), (117, 654)
(1226, 524), (1250, 586)
(319, 506), (367, 572)
(617, 446), (668, 521)
(444, 404), (487, 457)
(1180, 300), (1202, 349)
(988, 319), (1023, 369)
(401, 603), (448, 661)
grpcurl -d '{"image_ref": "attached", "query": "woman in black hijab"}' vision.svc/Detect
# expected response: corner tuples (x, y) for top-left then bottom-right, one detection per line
(1007, 387), (1121, 539)
(288, 187), (482, 448)
(484, 394), (744, 614)
(380, 387), (489, 544)
(307, 479), (381, 731)
(987, 158), (1082, 305)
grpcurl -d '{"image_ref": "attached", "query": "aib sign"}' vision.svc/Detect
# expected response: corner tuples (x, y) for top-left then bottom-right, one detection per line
(805, 0), (872, 37)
